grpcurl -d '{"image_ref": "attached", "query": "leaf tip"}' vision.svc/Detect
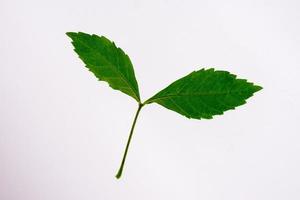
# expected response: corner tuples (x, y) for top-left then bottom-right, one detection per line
(250, 83), (263, 94)
(255, 85), (263, 92)
(65, 32), (77, 38)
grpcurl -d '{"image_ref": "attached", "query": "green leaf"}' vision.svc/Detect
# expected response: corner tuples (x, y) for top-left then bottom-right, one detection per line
(66, 32), (263, 179)
(145, 68), (262, 119)
(66, 32), (140, 102)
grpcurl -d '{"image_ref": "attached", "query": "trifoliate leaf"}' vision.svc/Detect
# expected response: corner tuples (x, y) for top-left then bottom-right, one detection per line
(145, 68), (262, 119)
(66, 32), (140, 102)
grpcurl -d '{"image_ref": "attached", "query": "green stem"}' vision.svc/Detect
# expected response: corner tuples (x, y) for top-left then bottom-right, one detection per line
(115, 103), (143, 179)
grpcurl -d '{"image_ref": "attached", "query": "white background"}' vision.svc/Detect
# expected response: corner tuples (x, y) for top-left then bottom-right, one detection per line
(1, 0), (300, 199)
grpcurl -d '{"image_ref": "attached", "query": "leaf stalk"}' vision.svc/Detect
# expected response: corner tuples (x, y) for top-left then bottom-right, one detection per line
(115, 103), (144, 179)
